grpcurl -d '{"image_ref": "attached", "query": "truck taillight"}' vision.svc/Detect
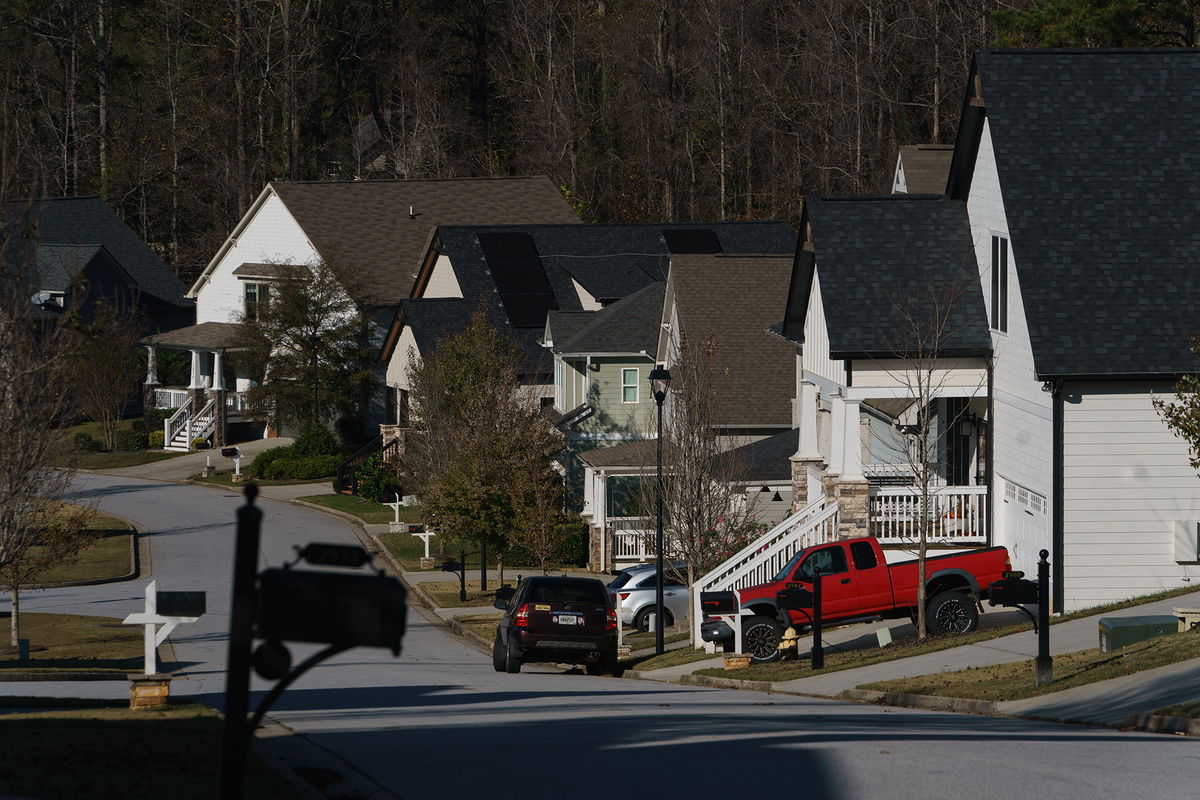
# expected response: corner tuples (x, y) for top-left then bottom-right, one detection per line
(605, 608), (617, 631)
(1004, 554), (1012, 572)
(515, 603), (530, 627)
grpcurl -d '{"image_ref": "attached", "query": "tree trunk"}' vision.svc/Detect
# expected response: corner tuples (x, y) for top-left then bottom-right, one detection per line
(10, 585), (19, 650)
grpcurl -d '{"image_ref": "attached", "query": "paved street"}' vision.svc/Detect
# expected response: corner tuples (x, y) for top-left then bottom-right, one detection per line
(15, 473), (1200, 799)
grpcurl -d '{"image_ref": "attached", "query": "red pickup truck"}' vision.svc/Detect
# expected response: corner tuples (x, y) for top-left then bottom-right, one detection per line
(701, 536), (1011, 662)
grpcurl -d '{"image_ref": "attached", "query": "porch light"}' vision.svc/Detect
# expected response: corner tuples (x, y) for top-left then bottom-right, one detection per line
(772, 492), (783, 502)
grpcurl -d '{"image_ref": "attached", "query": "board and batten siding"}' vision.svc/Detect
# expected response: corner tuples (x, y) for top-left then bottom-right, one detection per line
(1061, 383), (1200, 610)
(965, 118), (1053, 567)
(801, 271), (846, 387)
(196, 191), (318, 324)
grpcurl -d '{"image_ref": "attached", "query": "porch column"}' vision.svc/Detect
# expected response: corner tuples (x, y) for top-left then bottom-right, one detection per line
(188, 350), (204, 389)
(827, 395), (846, 476)
(211, 351), (225, 391)
(795, 382), (821, 459)
(143, 346), (160, 412)
(841, 398), (865, 481)
(790, 381), (825, 511)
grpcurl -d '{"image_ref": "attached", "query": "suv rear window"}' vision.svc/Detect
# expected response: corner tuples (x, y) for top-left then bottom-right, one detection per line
(527, 581), (607, 605)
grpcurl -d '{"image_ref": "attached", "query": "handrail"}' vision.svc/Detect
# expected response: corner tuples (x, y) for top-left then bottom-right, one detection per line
(164, 397), (194, 449)
(335, 436), (382, 494)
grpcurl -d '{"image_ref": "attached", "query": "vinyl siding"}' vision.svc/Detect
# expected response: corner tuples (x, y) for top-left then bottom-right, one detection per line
(424, 254), (463, 298)
(578, 356), (656, 435)
(1062, 382), (1200, 610)
(803, 270), (846, 386)
(385, 327), (420, 390)
(196, 191), (318, 324)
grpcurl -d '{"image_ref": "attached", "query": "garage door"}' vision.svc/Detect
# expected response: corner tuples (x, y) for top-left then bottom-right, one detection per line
(1000, 477), (1049, 577)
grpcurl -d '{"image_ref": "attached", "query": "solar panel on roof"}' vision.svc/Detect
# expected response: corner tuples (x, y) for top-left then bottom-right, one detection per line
(499, 292), (558, 328)
(476, 232), (559, 328)
(663, 228), (723, 254)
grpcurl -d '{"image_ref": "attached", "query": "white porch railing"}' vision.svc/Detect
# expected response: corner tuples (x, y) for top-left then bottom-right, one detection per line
(870, 485), (988, 544)
(163, 395), (218, 451)
(691, 498), (840, 649)
(225, 391), (248, 414)
(153, 387), (189, 409)
(610, 518), (653, 562)
(164, 398), (193, 450)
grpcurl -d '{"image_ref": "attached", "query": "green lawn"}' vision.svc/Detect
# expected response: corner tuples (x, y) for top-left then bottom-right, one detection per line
(190, 470), (331, 487)
(625, 646), (720, 671)
(0, 613), (142, 672)
(50, 418), (186, 469)
(456, 613), (502, 642)
(300, 493), (422, 525)
(0, 702), (303, 799)
(419, 580), (504, 608)
(26, 510), (132, 586)
(858, 630), (1200, 702)
(1154, 700), (1200, 718)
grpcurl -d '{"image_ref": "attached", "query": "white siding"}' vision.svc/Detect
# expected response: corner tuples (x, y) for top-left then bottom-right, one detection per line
(1062, 383), (1200, 610)
(385, 327), (420, 390)
(424, 254), (463, 298)
(965, 119), (1053, 564)
(801, 270), (846, 386)
(195, 191), (318, 324)
(573, 278), (602, 311)
(851, 358), (987, 392)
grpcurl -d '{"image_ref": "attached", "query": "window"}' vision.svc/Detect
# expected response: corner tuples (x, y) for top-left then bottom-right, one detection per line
(794, 546), (848, 581)
(990, 235), (1008, 333)
(850, 541), (878, 571)
(621, 368), (639, 403)
(244, 281), (270, 320)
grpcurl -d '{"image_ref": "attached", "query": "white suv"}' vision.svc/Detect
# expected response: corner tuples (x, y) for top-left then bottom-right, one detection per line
(609, 566), (689, 632)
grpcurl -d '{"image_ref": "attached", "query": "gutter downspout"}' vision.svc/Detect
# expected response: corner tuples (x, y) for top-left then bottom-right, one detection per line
(1052, 382), (1065, 612)
(986, 358), (994, 546)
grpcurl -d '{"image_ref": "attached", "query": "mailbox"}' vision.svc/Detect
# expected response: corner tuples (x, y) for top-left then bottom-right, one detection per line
(221, 447), (240, 458)
(255, 569), (408, 654)
(776, 586), (814, 612)
(407, 524), (426, 533)
(988, 577), (1039, 607)
(700, 590), (737, 615)
(157, 591), (207, 617)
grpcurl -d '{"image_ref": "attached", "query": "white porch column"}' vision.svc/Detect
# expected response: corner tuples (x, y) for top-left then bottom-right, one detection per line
(795, 381), (821, 459)
(841, 397), (865, 481)
(188, 350), (204, 389)
(828, 395), (846, 476)
(211, 351), (225, 391)
(145, 346), (159, 386)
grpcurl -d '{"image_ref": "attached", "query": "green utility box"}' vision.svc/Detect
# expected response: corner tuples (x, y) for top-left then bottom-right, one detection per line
(1098, 615), (1179, 653)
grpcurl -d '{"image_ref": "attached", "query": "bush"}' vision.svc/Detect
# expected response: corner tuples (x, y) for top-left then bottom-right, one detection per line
(73, 432), (103, 452)
(293, 423), (341, 458)
(250, 445), (293, 477)
(148, 430), (165, 449)
(191, 437), (210, 450)
(354, 452), (399, 501)
(133, 408), (170, 434)
(261, 455), (340, 481)
(114, 430), (150, 452)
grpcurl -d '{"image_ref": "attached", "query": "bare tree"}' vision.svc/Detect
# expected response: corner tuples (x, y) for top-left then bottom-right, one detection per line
(67, 302), (143, 450)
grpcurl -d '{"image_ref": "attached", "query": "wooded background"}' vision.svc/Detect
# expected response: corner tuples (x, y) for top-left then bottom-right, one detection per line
(1, 0), (1190, 284)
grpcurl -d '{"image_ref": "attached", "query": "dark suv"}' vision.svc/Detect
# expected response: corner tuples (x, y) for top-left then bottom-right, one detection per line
(492, 576), (619, 675)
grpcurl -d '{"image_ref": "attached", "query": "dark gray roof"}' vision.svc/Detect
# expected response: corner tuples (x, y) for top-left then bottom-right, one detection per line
(548, 282), (665, 355)
(718, 428), (799, 483)
(270, 176), (579, 305)
(232, 262), (307, 279)
(398, 297), (549, 377)
(437, 221), (796, 322)
(958, 49), (1200, 378)
(895, 145), (954, 194)
(141, 321), (243, 350)
(669, 254), (796, 428)
(796, 195), (991, 358)
(6, 196), (190, 307)
(35, 244), (110, 287)
(577, 437), (655, 469)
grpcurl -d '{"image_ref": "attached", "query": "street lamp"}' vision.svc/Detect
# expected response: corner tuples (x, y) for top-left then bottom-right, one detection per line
(648, 366), (671, 655)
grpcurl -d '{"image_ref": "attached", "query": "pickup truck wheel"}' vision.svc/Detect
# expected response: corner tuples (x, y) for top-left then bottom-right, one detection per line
(742, 616), (784, 663)
(926, 591), (979, 635)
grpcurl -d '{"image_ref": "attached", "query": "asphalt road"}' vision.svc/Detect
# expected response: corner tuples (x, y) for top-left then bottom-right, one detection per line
(22, 474), (1200, 799)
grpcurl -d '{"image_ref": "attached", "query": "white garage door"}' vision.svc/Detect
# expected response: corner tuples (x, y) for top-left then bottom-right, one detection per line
(1000, 477), (1049, 577)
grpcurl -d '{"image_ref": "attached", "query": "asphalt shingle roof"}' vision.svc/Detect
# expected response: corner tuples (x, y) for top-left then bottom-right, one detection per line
(548, 282), (665, 355)
(969, 48), (1200, 377)
(5, 196), (190, 307)
(718, 428), (799, 483)
(270, 176), (579, 306)
(895, 145), (954, 194)
(669, 254), (796, 428)
(799, 195), (991, 358)
(399, 297), (550, 376)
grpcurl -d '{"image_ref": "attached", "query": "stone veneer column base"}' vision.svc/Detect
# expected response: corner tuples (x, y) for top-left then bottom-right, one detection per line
(789, 457), (825, 512)
(823, 477), (870, 538)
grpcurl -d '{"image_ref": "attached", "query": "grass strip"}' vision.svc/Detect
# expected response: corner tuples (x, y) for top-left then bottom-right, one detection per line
(73, 450), (183, 469)
(625, 646), (720, 671)
(857, 630), (1200, 702)
(455, 613), (502, 642)
(301, 494), (423, 525)
(29, 510), (133, 585)
(1153, 700), (1200, 718)
(419, 580), (504, 608)
(0, 613), (142, 672)
(190, 471), (328, 487)
(0, 702), (303, 799)
(625, 631), (689, 648)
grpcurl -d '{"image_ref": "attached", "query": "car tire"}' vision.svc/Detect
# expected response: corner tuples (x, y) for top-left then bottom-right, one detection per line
(742, 615), (784, 663)
(586, 658), (622, 677)
(491, 634), (506, 672)
(585, 662), (606, 676)
(926, 590), (979, 635)
(633, 606), (674, 633)
(504, 636), (522, 674)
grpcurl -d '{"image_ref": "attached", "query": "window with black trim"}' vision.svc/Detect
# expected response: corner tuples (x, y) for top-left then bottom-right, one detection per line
(244, 281), (270, 320)
(990, 235), (1008, 333)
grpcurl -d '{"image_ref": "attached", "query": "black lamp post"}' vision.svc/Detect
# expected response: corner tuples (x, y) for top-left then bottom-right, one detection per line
(648, 366), (671, 655)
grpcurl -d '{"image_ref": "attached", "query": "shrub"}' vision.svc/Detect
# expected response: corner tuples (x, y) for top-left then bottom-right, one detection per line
(73, 432), (103, 452)
(114, 430), (150, 452)
(191, 437), (210, 450)
(262, 455), (340, 481)
(354, 452), (399, 501)
(293, 423), (341, 458)
(250, 445), (293, 477)
(148, 430), (165, 449)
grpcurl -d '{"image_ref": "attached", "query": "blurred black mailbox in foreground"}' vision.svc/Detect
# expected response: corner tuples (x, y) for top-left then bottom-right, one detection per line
(700, 590), (737, 616)
(988, 575), (1039, 607)
(157, 591), (207, 618)
(256, 569), (407, 655)
(776, 587), (814, 612)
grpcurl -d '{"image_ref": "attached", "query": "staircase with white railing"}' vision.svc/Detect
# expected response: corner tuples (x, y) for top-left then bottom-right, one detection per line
(691, 497), (840, 648)
(163, 395), (218, 451)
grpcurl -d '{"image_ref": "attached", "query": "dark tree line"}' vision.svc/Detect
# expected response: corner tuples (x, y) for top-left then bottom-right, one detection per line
(0, 0), (1191, 285)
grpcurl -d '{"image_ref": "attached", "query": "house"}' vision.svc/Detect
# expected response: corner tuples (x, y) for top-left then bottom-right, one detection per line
(6, 196), (193, 331)
(891, 144), (955, 194)
(140, 176), (578, 449)
(760, 49), (1200, 614)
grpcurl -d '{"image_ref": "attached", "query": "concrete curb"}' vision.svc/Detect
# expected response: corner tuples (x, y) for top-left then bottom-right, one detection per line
(838, 688), (999, 715)
(1132, 713), (1200, 736)
(675, 672), (784, 693)
(0, 671), (127, 682)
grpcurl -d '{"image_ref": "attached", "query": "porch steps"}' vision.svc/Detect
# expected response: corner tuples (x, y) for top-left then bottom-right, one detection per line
(163, 396), (217, 452)
(690, 497), (840, 648)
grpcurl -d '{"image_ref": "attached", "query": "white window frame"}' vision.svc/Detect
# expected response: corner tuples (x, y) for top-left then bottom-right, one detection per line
(621, 367), (639, 404)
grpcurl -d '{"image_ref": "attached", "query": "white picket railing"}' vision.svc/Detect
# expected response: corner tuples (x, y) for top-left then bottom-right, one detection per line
(163, 397), (194, 450)
(690, 498), (840, 649)
(870, 485), (987, 544)
(163, 395), (218, 451)
(612, 520), (654, 562)
(154, 387), (189, 409)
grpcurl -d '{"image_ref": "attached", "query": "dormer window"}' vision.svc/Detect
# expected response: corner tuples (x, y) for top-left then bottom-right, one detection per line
(990, 235), (1008, 333)
(244, 281), (270, 320)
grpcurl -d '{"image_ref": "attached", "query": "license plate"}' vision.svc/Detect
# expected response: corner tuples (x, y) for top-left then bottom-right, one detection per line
(553, 614), (582, 625)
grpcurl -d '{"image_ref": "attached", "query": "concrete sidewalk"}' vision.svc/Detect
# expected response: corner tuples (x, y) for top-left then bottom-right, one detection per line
(86, 436), (292, 482)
